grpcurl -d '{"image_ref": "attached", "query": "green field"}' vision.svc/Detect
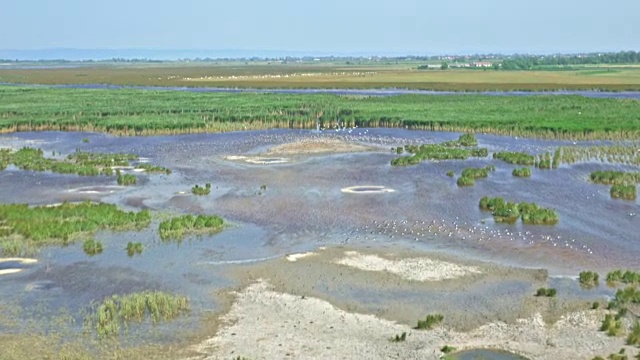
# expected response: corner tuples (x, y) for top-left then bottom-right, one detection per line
(2, 62), (640, 91)
(0, 86), (639, 139)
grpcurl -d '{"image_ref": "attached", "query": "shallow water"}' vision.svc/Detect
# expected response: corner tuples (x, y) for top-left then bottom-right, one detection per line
(454, 349), (528, 360)
(3, 82), (640, 99)
(0, 128), (638, 343)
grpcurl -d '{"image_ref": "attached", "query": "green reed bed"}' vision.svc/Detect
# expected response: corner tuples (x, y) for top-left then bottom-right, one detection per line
(0, 147), (171, 181)
(493, 151), (535, 166)
(392, 134), (488, 166)
(590, 171), (640, 185)
(89, 291), (189, 338)
(0, 202), (151, 256)
(158, 214), (224, 241)
(560, 145), (640, 166)
(456, 165), (495, 187)
(1, 86), (639, 140)
(611, 184), (637, 200)
(479, 196), (559, 225)
(512, 167), (532, 177)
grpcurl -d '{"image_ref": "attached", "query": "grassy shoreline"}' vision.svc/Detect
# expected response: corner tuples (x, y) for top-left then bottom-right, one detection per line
(1, 86), (639, 140)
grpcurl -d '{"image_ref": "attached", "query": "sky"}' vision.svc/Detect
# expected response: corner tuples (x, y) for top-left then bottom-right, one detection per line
(1, 0), (638, 56)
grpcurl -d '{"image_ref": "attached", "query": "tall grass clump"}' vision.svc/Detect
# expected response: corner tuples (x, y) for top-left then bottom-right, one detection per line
(91, 291), (189, 337)
(158, 214), (224, 241)
(535, 288), (557, 297)
(415, 314), (444, 330)
(117, 173), (137, 186)
(600, 314), (624, 337)
(126, 242), (143, 256)
(82, 239), (103, 256)
(579, 271), (600, 289)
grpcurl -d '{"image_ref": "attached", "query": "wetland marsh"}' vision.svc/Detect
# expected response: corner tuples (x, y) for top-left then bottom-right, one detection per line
(0, 111), (639, 359)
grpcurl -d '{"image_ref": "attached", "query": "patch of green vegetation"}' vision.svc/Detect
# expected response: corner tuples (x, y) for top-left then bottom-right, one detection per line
(116, 172), (137, 186)
(191, 183), (211, 196)
(461, 166), (493, 179)
(592, 301), (601, 309)
(479, 197), (558, 225)
(606, 270), (640, 286)
(590, 171), (640, 185)
(535, 288), (557, 297)
(627, 322), (640, 346)
(517, 202), (559, 225)
(392, 134), (487, 166)
(446, 170), (454, 178)
(126, 242), (143, 257)
(579, 271), (600, 289)
(390, 332), (407, 342)
(456, 176), (475, 187)
(158, 214), (224, 241)
(440, 345), (456, 354)
(600, 314), (624, 336)
(614, 286), (640, 305)
(536, 152), (552, 169)
(0, 148), (172, 185)
(134, 163), (172, 175)
(611, 184), (637, 200)
(493, 151), (535, 165)
(89, 291), (189, 338)
(82, 239), (103, 256)
(0, 202), (150, 256)
(552, 148), (562, 169)
(415, 314), (444, 330)
(10, 147), (99, 176)
(2, 87), (640, 139)
(512, 167), (532, 177)
(561, 145), (640, 166)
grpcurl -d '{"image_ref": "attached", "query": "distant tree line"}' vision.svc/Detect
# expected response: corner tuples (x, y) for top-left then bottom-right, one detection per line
(1, 51), (637, 65)
(500, 51), (640, 70)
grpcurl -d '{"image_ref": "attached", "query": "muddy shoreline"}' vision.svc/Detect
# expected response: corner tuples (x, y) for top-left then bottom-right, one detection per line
(191, 246), (631, 360)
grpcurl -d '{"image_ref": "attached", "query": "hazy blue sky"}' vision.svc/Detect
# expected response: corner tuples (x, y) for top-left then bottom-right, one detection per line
(1, 0), (638, 55)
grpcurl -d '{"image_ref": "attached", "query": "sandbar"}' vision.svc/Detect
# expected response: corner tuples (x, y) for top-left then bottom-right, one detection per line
(335, 250), (481, 281)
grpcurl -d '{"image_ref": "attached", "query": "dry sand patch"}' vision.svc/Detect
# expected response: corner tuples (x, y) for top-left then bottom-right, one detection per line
(335, 250), (481, 281)
(193, 280), (628, 360)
